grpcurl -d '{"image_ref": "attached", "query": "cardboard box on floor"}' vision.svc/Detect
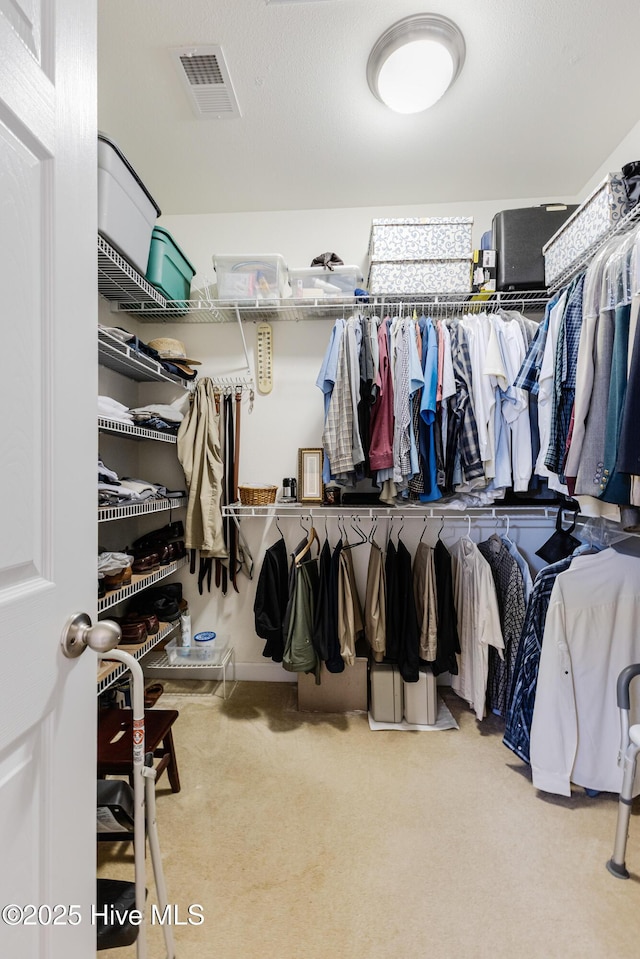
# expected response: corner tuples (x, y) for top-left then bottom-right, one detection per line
(297, 640), (368, 712)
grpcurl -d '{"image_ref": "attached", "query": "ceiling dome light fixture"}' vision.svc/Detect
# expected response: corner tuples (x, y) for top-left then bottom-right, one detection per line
(367, 14), (466, 115)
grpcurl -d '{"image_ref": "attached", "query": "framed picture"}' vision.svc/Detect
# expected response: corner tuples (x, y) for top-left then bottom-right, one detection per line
(298, 448), (324, 503)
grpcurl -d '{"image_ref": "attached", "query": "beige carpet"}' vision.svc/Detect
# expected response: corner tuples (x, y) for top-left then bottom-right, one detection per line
(98, 681), (640, 959)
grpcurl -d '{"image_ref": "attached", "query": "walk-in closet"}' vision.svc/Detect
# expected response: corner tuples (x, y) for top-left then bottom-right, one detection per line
(2, 2), (640, 958)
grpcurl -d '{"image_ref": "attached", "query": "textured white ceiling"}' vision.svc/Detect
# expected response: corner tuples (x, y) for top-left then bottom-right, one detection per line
(98, 0), (640, 215)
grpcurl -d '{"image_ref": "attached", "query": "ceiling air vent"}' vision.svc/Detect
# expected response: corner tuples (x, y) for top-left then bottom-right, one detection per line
(171, 45), (241, 119)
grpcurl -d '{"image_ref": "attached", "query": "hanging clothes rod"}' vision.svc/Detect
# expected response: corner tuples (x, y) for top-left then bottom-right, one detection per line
(223, 503), (556, 521)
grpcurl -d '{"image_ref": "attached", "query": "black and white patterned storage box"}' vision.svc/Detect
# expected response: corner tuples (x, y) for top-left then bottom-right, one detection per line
(368, 259), (472, 295)
(367, 216), (473, 294)
(543, 174), (631, 287)
(369, 217), (473, 261)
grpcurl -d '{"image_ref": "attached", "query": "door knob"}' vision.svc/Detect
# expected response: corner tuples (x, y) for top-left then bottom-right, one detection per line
(60, 613), (122, 659)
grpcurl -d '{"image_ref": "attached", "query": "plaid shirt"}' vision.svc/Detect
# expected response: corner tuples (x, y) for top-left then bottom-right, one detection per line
(545, 274), (586, 477)
(503, 553), (579, 764)
(513, 295), (558, 395)
(448, 322), (484, 483)
(322, 331), (355, 474)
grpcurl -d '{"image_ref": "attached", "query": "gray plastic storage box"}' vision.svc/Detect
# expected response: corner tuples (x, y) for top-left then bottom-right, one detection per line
(403, 669), (438, 725)
(98, 132), (161, 274)
(370, 661), (403, 723)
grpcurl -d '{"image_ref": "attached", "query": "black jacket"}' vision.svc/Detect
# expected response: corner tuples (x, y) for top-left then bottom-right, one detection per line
(253, 537), (289, 662)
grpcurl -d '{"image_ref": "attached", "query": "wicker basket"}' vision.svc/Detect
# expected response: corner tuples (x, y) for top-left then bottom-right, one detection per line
(238, 484), (278, 506)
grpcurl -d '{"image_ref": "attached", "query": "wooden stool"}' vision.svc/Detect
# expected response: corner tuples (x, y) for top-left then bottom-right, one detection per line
(97, 708), (181, 793)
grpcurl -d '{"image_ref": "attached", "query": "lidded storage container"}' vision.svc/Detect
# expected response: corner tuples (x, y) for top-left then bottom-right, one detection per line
(98, 132), (161, 274)
(543, 174), (632, 288)
(367, 216), (473, 295)
(146, 227), (196, 302)
(213, 254), (288, 301)
(288, 265), (363, 298)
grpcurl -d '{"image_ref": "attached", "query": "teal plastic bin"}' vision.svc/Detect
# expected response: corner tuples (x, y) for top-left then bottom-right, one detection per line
(146, 227), (196, 302)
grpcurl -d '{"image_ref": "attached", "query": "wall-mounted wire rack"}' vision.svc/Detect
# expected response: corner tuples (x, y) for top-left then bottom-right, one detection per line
(96, 619), (180, 695)
(110, 288), (550, 324)
(98, 555), (189, 613)
(98, 417), (178, 443)
(98, 496), (188, 524)
(223, 502), (558, 523)
(98, 327), (189, 387)
(547, 201), (640, 293)
(98, 234), (167, 306)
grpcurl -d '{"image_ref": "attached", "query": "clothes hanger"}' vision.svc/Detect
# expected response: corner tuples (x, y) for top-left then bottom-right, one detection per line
(294, 519), (319, 565)
(437, 516), (444, 542)
(275, 515), (285, 541)
(342, 514), (367, 550)
(419, 516), (428, 544)
(369, 516), (378, 544)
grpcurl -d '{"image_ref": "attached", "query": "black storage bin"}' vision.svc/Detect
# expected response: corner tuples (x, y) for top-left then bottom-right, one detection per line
(493, 204), (577, 291)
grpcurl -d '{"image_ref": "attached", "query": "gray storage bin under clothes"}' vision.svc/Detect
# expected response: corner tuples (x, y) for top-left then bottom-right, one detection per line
(369, 661), (403, 723)
(492, 204), (577, 291)
(403, 669), (438, 725)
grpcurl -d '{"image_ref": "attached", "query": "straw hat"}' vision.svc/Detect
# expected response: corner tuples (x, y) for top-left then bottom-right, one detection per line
(147, 337), (201, 366)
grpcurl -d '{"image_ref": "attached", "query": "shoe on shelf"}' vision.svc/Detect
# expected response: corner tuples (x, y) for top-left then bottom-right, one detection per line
(112, 620), (148, 644)
(153, 597), (180, 622)
(123, 611), (160, 635)
(131, 553), (160, 574)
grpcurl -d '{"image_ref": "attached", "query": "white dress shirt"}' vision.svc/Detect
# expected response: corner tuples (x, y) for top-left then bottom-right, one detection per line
(530, 546), (640, 797)
(450, 536), (504, 721)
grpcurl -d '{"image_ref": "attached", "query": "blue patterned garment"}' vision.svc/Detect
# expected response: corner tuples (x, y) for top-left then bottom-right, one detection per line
(513, 295), (557, 395)
(503, 550), (589, 764)
(545, 274), (586, 479)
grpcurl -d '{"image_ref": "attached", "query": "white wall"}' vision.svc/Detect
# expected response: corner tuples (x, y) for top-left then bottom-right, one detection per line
(158, 194), (576, 288)
(577, 117), (640, 198)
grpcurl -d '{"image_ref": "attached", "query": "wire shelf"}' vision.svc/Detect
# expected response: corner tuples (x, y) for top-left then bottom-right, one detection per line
(222, 502), (557, 522)
(98, 234), (167, 306)
(547, 202), (640, 293)
(96, 620), (180, 695)
(98, 556), (189, 612)
(113, 289), (550, 323)
(98, 328), (189, 387)
(98, 417), (178, 443)
(98, 496), (187, 523)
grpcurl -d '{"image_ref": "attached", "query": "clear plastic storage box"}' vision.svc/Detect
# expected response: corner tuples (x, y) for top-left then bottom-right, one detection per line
(166, 635), (229, 665)
(213, 254), (288, 301)
(288, 265), (364, 298)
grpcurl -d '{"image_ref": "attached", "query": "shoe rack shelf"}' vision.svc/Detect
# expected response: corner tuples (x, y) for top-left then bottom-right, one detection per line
(98, 496), (188, 524)
(98, 556), (188, 613)
(98, 417), (178, 444)
(96, 619), (180, 695)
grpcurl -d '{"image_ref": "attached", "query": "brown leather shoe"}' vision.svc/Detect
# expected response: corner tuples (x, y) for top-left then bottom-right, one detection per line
(103, 568), (125, 590)
(124, 611), (159, 635)
(116, 620), (148, 644)
(132, 553), (160, 573)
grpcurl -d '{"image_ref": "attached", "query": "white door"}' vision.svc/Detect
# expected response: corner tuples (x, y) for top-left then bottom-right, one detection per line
(0, 1), (97, 957)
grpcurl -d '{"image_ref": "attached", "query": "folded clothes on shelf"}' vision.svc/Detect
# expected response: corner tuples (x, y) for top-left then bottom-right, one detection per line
(129, 401), (187, 424)
(98, 395), (134, 424)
